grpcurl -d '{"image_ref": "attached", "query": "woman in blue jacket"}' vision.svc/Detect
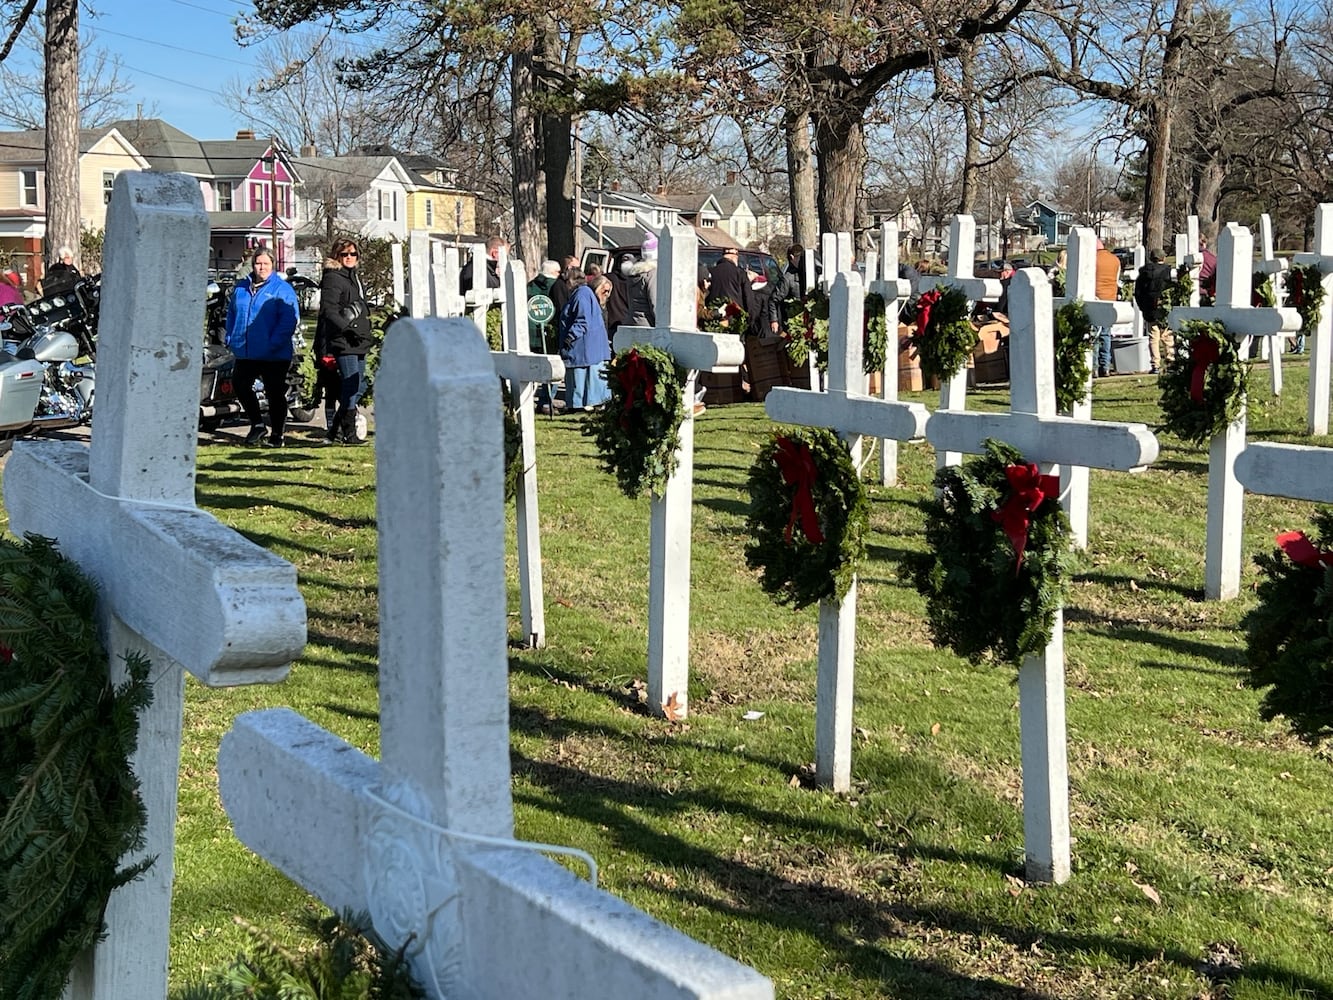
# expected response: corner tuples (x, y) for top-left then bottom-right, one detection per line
(226, 249), (300, 447)
(559, 273), (613, 411)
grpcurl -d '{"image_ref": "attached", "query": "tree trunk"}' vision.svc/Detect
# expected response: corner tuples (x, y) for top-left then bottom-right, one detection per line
(542, 110), (573, 260)
(45, 0), (79, 271)
(814, 107), (865, 237)
(1191, 157), (1224, 244)
(510, 44), (540, 279)
(784, 108), (817, 247)
(957, 44), (980, 215)
(1141, 0), (1190, 252)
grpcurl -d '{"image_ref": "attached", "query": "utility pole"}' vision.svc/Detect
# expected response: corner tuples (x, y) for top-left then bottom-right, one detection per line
(268, 136), (280, 268)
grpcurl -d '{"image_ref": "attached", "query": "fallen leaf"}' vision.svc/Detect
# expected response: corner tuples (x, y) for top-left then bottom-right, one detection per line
(1124, 860), (1139, 875)
(930, 722), (941, 736)
(1134, 881), (1161, 905)
(555, 598), (574, 608)
(1005, 873), (1025, 897)
(1129, 579), (1139, 591)
(788, 773), (801, 788)
(743, 710), (765, 721)
(662, 692), (684, 721)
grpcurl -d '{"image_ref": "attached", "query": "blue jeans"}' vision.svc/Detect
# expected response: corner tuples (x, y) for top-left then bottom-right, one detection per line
(332, 354), (366, 432)
(563, 365), (610, 410)
(1097, 328), (1112, 374)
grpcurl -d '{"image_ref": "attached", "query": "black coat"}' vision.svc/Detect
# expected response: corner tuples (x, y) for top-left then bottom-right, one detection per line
(316, 264), (372, 357)
(1134, 262), (1174, 325)
(707, 256), (754, 317)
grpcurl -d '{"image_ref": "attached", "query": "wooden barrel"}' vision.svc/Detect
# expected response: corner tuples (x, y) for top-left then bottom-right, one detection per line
(698, 369), (747, 405)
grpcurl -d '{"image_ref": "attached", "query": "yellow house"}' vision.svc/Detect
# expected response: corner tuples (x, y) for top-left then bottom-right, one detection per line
(351, 144), (481, 239)
(0, 126), (149, 286)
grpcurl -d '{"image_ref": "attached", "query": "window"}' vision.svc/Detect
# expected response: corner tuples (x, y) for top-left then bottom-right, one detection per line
(393, 191), (399, 221)
(21, 169), (37, 207)
(217, 181), (232, 212)
(378, 189), (387, 220)
(102, 171), (115, 204)
(425, 198), (434, 227)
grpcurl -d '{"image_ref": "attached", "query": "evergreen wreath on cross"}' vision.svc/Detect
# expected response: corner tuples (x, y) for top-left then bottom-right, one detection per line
(586, 345), (688, 499)
(906, 285), (975, 382)
(781, 289), (889, 376)
(745, 427), (868, 609)
(1285, 262), (1325, 336)
(699, 297), (748, 335)
(1251, 271), (1277, 308)
(905, 439), (1076, 666)
(1241, 508), (1333, 744)
(1161, 268), (1195, 310)
(1053, 300), (1094, 413)
(501, 383), (523, 503)
(0, 534), (154, 1000)
(1157, 319), (1248, 445)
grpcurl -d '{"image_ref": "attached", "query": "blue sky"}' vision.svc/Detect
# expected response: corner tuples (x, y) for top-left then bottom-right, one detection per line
(83, 0), (269, 140)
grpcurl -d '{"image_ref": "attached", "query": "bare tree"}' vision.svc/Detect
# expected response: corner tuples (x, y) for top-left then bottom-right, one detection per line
(44, 0), (78, 266)
(0, 20), (135, 128)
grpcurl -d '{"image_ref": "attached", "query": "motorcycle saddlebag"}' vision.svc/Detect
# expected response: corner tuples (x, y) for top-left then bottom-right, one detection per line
(0, 359), (44, 428)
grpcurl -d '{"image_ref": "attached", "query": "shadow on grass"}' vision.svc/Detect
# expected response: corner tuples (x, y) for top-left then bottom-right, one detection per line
(1070, 570), (1198, 599)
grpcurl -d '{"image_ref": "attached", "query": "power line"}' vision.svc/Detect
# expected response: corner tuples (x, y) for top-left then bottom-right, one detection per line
(95, 27), (255, 67)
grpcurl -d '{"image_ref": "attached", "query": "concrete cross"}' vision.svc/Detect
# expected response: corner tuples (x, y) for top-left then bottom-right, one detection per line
(612, 226), (746, 719)
(493, 259), (564, 647)
(2, 172), (307, 1000)
(1053, 227), (1135, 549)
(390, 238), (406, 312)
(1168, 223), (1301, 600)
(408, 229), (432, 317)
(1174, 215), (1203, 308)
(918, 214), (1003, 469)
(803, 231), (855, 390)
(1235, 440), (1333, 504)
(434, 244), (465, 318)
(1292, 203), (1333, 435)
(463, 241), (507, 337)
(924, 267), (1158, 884)
(1256, 213), (1287, 395)
(218, 318), (772, 1000)
(764, 270), (928, 792)
(865, 220), (916, 487)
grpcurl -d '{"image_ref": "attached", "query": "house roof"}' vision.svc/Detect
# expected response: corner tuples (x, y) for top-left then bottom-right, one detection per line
(293, 155), (411, 196)
(103, 118), (299, 182)
(0, 126), (142, 163)
(208, 211), (277, 232)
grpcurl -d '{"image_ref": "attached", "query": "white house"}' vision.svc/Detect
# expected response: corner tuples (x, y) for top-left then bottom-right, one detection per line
(293, 154), (415, 245)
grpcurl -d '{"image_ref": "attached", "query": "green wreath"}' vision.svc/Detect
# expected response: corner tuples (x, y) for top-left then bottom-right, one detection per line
(0, 534), (154, 1000)
(1286, 262), (1325, 336)
(699, 297), (748, 335)
(1252, 271), (1276, 308)
(781, 289), (888, 376)
(744, 427), (868, 609)
(907, 285), (976, 382)
(1161, 269), (1194, 310)
(905, 439), (1075, 666)
(1158, 319), (1248, 445)
(501, 383), (522, 503)
(1241, 509), (1333, 743)
(1053, 300), (1094, 412)
(586, 345), (687, 499)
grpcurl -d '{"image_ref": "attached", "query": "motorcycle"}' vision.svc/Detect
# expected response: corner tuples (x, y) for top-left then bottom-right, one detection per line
(198, 278), (315, 432)
(0, 303), (96, 447)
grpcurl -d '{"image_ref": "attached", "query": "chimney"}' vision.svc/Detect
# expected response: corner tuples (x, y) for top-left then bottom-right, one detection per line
(611, 181), (620, 192)
(236, 129), (256, 141)
(726, 170), (737, 185)
(656, 185), (667, 195)
(300, 144), (316, 157)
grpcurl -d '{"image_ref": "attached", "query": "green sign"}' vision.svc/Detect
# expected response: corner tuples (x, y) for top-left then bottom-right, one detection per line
(527, 294), (555, 325)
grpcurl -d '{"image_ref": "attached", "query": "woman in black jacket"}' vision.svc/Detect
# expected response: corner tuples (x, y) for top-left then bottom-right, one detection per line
(315, 237), (372, 443)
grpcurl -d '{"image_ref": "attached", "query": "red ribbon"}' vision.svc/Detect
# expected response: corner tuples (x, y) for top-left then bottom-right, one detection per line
(1276, 530), (1333, 569)
(991, 463), (1061, 570)
(618, 349), (655, 426)
(915, 287), (941, 339)
(1289, 268), (1305, 307)
(0, 644), (11, 664)
(1188, 335), (1220, 403)
(774, 436), (824, 544)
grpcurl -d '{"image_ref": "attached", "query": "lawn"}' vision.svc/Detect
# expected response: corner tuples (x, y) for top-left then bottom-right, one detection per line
(16, 361), (1333, 999)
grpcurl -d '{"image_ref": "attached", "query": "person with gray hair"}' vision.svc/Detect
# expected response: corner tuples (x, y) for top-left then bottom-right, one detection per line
(43, 244), (80, 296)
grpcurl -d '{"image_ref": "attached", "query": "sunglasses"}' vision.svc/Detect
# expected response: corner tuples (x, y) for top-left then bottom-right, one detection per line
(339, 250), (359, 259)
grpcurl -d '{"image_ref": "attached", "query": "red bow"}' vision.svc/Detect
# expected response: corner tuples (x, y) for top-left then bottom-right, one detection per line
(0, 644), (11, 664)
(774, 436), (824, 544)
(618, 349), (655, 426)
(991, 463), (1061, 570)
(1289, 268), (1305, 307)
(1188, 335), (1220, 403)
(1276, 530), (1333, 569)
(915, 287), (941, 339)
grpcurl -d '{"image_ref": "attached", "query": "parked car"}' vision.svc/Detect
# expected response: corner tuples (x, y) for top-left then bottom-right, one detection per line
(581, 244), (781, 292)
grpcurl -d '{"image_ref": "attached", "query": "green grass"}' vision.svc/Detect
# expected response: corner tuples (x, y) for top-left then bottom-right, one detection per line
(15, 361), (1333, 999)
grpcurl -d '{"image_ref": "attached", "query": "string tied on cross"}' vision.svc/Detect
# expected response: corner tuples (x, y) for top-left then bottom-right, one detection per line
(991, 463), (1060, 572)
(774, 434), (824, 544)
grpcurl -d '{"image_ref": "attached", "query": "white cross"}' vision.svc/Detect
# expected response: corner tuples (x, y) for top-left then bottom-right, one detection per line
(1168, 223), (1301, 601)
(865, 221), (915, 487)
(408, 229), (432, 317)
(1292, 203), (1333, 435)
(764, 270), (928, 792)
(918, 214), (1003, 469)
(924, 267), (1158, 884)
(390, 237), (406, 312)
(493, 259), (564, 647)
(1256, 213), (1287, 395)
(1, 172), (307, 1000)
(804, 231), (855, 390)
(612, 225), (746, 719)
(1053, 227), (1134, 549)
(463, 241), (506, 336)
(217, 317), (772, 1000)
(1174, 215), (1203, 308)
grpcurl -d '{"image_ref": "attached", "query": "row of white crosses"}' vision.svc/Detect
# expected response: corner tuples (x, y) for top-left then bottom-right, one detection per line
(863, 221), (916, 487)
(1055, 227), (1135, 548)
(1168, 223), (1301, 600)
(220, 317), (772, 998)
(917, 215), (1003, 470)
(1, 173), (310, 999)
(404, 230), (563, 647)
(763, 270), (929, 791)
(1256, 213), (1287, 397)
(925, 267), (1159, 883)
(613, 226), (746, 718)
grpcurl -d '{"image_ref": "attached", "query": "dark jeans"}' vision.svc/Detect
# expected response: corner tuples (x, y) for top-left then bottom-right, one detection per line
(1097, 328), (1113, 374)
(331, 354), (366, 434)
(233, 357), (290, 440)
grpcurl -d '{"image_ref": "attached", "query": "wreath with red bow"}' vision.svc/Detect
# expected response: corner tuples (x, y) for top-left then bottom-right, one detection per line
(906, 439), (1075, 666)
(1285, 262), (1325, 336)
(587, 345), (687, 499)
(1241, 508), (1333, 743)
(781, 289), (889, 376)
(906, 285), (975, 382)
(699, 297), (749, 335)
(1158, 320), (1248, 445)
(744, 427), (868, 609)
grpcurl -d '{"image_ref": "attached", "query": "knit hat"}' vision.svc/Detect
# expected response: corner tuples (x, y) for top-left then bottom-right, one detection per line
(643, 233), (659, 260)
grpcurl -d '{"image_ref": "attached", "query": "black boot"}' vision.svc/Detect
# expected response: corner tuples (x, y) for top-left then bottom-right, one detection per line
(339, 407), (364, 445)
